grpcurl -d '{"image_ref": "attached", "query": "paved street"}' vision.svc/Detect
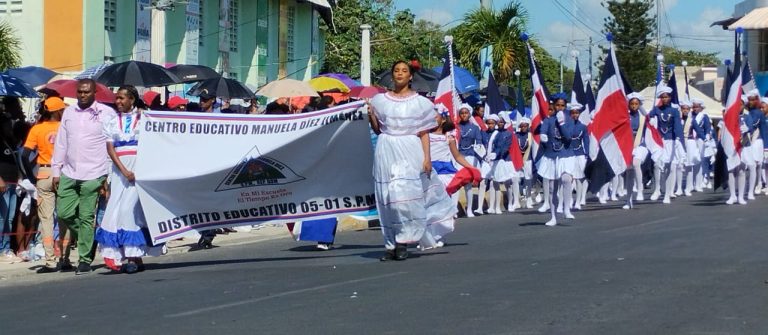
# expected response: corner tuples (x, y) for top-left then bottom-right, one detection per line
(2, 191), (768, 334)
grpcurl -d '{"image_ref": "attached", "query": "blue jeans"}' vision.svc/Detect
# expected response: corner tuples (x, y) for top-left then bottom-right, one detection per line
(0, 185), (18, 253)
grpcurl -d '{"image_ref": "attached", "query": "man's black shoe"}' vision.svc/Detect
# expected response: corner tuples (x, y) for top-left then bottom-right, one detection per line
(379, 250), (396, 262)
(36, 266), (59, 274)
(59, 261), (75, 272)
(75, 263), (92, 275)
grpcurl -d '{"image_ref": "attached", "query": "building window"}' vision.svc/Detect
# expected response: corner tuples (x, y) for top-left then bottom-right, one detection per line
(287, 6), (295, 61)
(0, 0), (22, 14)
(228, 72), (238, 80)
(198, 0), (204, 46)
(228, 0), (239, 52)
(760, 30), (768, 72)
(104, 0), (117, 32)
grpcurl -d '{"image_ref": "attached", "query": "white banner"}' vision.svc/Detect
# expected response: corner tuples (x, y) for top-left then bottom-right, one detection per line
(134, 0), (152, 62)
(184, 0), (200, 65)
(135, 102), (375, 244)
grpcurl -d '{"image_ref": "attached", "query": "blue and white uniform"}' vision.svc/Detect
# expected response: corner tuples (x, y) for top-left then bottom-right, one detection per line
(457, 121), (484, 168)
(490, 124), (515, 182)
(740, 111), (756, 165)
(569, 118), (589, 179)
(648, 104), (684, 164)
(536, 113), (575, 180)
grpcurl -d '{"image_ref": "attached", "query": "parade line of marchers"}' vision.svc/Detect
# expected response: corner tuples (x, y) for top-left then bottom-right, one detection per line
(142, 110), (366, 135)
(155, 194), (376, 237)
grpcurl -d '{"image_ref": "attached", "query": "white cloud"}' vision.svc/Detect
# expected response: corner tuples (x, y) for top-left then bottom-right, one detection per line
(415, 8), (456, 27)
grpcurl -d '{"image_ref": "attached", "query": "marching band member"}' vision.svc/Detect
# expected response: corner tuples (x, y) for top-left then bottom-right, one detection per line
(483, 114), (504, 214)
(456, 104), (485, 217)
(725, 105), (754, 205)
(689, 98), (712, 193)
(537, 94), (575, 226)
(647, 86), (683, 204)
(762, 97), (768, 194)
(488, 113), (515, 214)
(625, 93), (649, 207)
(476, 114), (499, 215)
(744, 89), (766, 198)
(568, 103), (589, 210)
(514, 117), (534, 209)
(680, 100), (696, 196)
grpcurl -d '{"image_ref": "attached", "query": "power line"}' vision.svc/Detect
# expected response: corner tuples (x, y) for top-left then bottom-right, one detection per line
(550, 0), (602, 38)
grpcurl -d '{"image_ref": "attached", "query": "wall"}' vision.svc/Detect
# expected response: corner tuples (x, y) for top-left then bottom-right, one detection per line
(1, 0), (44, 68)
(44, 0), (83, 72)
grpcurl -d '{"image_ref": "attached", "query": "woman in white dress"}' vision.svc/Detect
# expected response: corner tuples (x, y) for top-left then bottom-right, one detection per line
(368, 61), (455, 261)
(95, 85), (161, 273)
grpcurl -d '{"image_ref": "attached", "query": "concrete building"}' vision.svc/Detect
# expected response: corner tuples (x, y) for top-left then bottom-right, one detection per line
(728, 0), (768, 95)
(0, 0), (332, 88)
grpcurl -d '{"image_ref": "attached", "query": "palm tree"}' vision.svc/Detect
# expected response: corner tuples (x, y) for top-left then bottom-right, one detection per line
(452, 1), (528, 83)
(0, 20), (21, 71)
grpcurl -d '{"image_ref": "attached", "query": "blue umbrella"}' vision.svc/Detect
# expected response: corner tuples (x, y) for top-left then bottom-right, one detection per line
(75, 63), (112, 80)
(0, 74), (40, 98)
(3, 66), (57, 87)
(430, 65), (479, 94)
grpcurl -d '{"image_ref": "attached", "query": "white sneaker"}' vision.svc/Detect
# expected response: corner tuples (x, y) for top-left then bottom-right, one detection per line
(694, 187), (703, 193)
(684, 191), (692, 197)
(535, 194), (542, 203)
(763, 187), (768, 195)
(663, 197), (671, 204)
(545, 218), (557, 226)
(0, 251), (21, 264)
(486, 208), (496, 214)
(650, 191), (661, 201)
(726, 196), (737, 205)
(636, 193), (645, 201)
(508, 203), (519, 212)
(574, 204), (582, 210)
(467, 210), (475, 218)
(473, 210), (484, 216)
(738, 198), (748, 205)
(674, 190), (683, 196)
(436, 240), (445, 248)
(598, 196), (607, 204)
(538, 203), (550, 213)
(622, 204), (631, 210)
(556, 205), (563, 213)
(564, 211), (575, 219)
(526, 198), (534, 209)
(748, 194), (755, 200)
(316, 243), (331, 251)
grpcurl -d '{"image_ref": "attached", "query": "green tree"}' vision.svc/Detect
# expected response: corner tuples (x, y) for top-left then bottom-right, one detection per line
(0, 20), (21, 71)
(660, 46), (719, 67)
(451, 1), (528, 83)
(319, 0), (444, 79)
(601, 0), (656, 90)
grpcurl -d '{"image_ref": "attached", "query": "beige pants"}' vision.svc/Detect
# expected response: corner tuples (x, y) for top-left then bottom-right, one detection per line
(37, 168), (70, 267)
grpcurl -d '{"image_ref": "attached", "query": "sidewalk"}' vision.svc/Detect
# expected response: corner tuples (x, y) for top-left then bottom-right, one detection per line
(0, 217), (379, 282)
(0, 224), (289, 282)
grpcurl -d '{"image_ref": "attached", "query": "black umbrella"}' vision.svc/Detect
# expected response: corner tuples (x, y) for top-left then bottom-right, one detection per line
(93, 60), (180, 87)
(168, 64), (220, 83)
(187, 77), (256, 99)
(375, 68), (440, 93)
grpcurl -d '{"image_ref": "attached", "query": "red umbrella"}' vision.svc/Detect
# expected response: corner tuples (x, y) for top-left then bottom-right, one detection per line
(42, 79), (116, 103)
(349, 86), (386, 99)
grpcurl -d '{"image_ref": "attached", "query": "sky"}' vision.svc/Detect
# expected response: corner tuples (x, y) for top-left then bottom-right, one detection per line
(393, 0), (741, 71)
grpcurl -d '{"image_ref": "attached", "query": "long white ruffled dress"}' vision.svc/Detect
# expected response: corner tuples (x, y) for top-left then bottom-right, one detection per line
(95, 109), (162, 265)
(369, 93), (456, 250)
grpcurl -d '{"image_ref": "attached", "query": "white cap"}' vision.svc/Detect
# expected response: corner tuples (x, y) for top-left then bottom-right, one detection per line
(458, 103), (473, 114)
(761, 97), (768, 105)
(627, 92), (644, 103)
(746, 88), (760, 98)
(691, 98), (705, 109)
(567, 102), (583, 111)
(485, 114), (500, 122)
(655, 86), (673, 97)
(679, 100), (692, 108)
(517, 117), (531, 125)
(499, 112), (511, 124)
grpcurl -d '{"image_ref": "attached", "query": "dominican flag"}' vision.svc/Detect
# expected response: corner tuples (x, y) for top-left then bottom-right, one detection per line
(586, 34), (633, 193)
(683, 64), (691, 102)
(721, 30), (745, 172)
(286, 218), (337, 243)
(522, 33), (550, 158)
(643, 60), (665, 163)
(668, 66), (680, 105)
(571, 59), (591, 125)
(584, 77), (596, 122)
(742, 55), (756, 93)
(485, 71), (506, 116)
(434, 37), (461, 124)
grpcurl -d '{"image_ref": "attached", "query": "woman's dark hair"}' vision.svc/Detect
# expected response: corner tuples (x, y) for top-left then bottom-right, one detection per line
(321, 95), (334, 107)
(117, 85), (146, 109)
(390, 60), (414, 76)
(440, 119), (456, 133)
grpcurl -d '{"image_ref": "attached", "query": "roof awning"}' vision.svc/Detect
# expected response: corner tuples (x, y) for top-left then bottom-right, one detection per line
(710, 16), (742, 30)
(300, 0), (336, 33)
(728, 7), (768, 30)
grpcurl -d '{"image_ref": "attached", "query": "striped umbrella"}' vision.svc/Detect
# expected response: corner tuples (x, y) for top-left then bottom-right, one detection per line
(75, 63), (112, 79)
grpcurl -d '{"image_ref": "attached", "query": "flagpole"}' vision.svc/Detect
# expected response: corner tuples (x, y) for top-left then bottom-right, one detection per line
(682, 60), (689, 102)
(445, 35), (459, 124)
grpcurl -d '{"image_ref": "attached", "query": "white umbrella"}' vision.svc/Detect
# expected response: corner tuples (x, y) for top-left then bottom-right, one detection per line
(256, 79), (319, 98)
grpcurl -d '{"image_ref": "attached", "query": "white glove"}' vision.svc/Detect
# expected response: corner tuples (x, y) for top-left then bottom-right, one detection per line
(706, 134), (712, 141)
(556, 111), (565, 124)
(649, 117), (658, 128)
(487, 152), (497, 161)
(740, 124), (748, 133)
(540, 134), (549, 143)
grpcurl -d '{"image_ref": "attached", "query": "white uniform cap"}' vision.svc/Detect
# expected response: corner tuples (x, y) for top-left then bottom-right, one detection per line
(627, 92), (644, 103)
(691, 98), (706, 109)
(746, 89), (760, 98)
(679, 100), (692, 108)
(499, 113), (511, 124)
(567, 102), (583, 111)
(485, 114), (500, 122)
(655, 86), (673, 97)
(518, 117), (531, 125)
(458, 103), (473, 114)
(761, 97), (768, 105)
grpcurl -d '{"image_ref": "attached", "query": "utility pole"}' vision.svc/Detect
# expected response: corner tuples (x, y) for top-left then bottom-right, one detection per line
(360, 24), (372, 86)
(559, 53), (564, 92)
(588, 36), (593, 81)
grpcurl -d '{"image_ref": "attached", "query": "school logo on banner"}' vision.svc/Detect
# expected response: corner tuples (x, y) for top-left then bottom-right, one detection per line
(216, 145), (305, 191)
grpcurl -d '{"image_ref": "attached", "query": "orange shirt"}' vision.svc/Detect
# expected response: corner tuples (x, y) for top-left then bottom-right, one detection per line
(24, 120), (60, 166)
